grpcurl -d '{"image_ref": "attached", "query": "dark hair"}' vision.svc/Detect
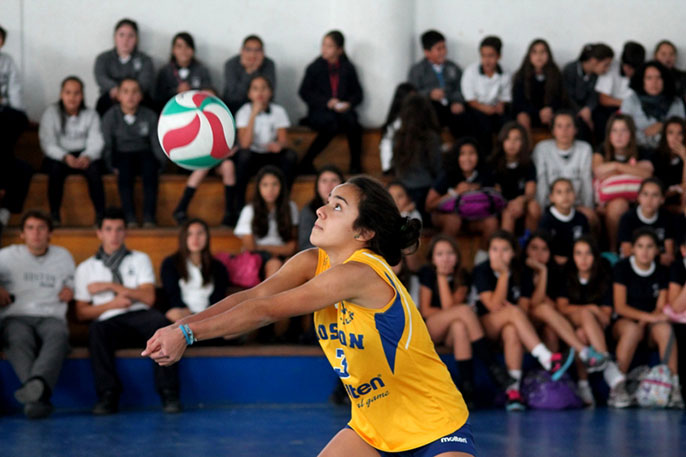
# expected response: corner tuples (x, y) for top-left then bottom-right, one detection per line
(551, 109), (577, 132)
(0, 26), (6, 43)
(621, 41), (646, 70)
(489, 121), (531, 175)
(243, 35), (264, 48)
(426, 234), (469, 287)
(654, 40), (677, 58)
(421, 30), (445, 51)
(601, 113), (639, 161)
(578, 43), (614, 62)
(251, 165), (293, 242)
(170, 32), (196, 65)
(525, 229), (555, 269)
(487, 230), (521, 282)
(444, 136), (480, 177)
(324, 30), (346, 59)
(632, 226), (659, 246)
(638, 176), (665, 195)
(21, 209), (53, 232)
(513, 39), (564, 109)
(565, 235), (610, 305)
(348, 176), (421, 266)
(99, 207), (126, 228)
(392, 93), (440, 175)
(114, 18), (138, 34)
(382, 82), (416, 132)
(630, 60), (675, 98)
(656, 116), (686, 164)
(480, 35), (502, 54)
(118, 77), (141, 90)
(308, 164), (345, 212)
(58, 76), (86, 134)
(248, 74), (273, 93)
(173, 218), (213, 285)
(549, 177), (574, 194)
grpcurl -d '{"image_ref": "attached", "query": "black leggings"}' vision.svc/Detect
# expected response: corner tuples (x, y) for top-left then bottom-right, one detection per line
(43, 154), (105, 220)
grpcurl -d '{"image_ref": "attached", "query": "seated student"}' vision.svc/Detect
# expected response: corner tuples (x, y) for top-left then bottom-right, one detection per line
(154, 32), (212, 106)
(39, 76), (105, 226)
(621, 60), (685, 150)
(651, 116), (686, 211)
(556, 236), (625, 406)
(461, 35), (512, 155)
(592, 113), (653, 251)
(234, 166), (298, 279)
(668, 234), (686, 401)
(426, 137), (498, 254)
(489, 121), (541, 234)
(617, 177), (675, 266)
(102, 78), (165, 228)
(0, 210), (74, 418)
(512, 38), (567, 134)
(298, 30), (363, 174)
(94, 18), (154, 116)
(387, 180), (423, 272)
(611, 227), (682, 408)
(594, 42), (645, 142)
(538, 178), (590, 265)
(379, 82), (416, 174)
(473, 230), (575, 411)
(74, 207), (180, 414)
(391, 93), (442, 219)
(233, 75), (298, 212)
(654, 40), (686, 102)
(533, 110), (595, 225)
(562, 43), (614, 143)
(418, 235), (510, 408)
(160, 218), (229, 323)
(298, 165), (344, 251)
(223, 35), (276, 114)
(0, 25), (31, 235)
(408, 30), (467, 140)
(524, 232), (608, 386)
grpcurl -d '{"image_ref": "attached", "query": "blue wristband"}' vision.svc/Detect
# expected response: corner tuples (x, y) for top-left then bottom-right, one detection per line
(180, 324), (197, 345)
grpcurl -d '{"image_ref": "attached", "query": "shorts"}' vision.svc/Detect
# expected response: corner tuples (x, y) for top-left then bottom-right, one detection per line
(375, 422), (477, 457)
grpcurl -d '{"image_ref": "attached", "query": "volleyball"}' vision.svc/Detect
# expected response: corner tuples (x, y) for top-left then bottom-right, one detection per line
(157, 90), (235, 170)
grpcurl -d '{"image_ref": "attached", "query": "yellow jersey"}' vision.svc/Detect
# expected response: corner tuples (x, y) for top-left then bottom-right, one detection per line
(313, 248), (469, 452)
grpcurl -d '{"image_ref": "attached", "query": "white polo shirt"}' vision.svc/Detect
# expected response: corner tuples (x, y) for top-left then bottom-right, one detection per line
(180, 261), (214, 314)
(461, 62), (512, 105)
(235, 103), (291, 153)
(595, 60), (633, 100)
(234, 202), (299, 247)
(74, 250), (155, 321)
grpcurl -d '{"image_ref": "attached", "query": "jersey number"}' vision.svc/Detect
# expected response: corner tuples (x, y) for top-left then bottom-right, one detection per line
(333, 348), (350, 379)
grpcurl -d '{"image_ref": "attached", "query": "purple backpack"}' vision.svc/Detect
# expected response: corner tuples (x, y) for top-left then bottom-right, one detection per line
(437, 188), (506, 220)
(521, 370), (583, 410)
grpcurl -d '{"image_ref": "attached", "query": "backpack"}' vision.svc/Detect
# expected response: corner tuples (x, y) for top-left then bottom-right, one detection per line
(521, 369), (584, 410)
(437, 188), (507, 221)
(215, 251), (262, 289)
(635, 331), (676, 408)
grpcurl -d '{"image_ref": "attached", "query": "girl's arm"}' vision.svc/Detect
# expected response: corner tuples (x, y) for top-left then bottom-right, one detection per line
(592, 153), (615, 179)
(613, 283), (662, 322)
(668, 282), (686, 313)
(240, 234), (257, 252)
(478, 272), (510, 313)
(436, 274), (454, 309)
(524, 180), (536, 202)
(238, 109), (258, 149)
(425, 188), (446, 212)
(529, 266), (548, 307)
(614, 160), (653, 178)
(275, 127), (289, 150)
(453, 285), (468, 306)
(655, 289), (668, 314)
(660, 239), (675, 266)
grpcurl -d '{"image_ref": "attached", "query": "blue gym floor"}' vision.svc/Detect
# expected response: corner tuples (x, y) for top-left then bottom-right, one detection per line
(2, 404), (684, 457)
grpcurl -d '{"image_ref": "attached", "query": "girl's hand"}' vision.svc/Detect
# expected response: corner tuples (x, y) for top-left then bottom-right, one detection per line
(525, 257), (546, 272)
(455, 182), (472, 194)
(327, 98), (340, 110)
(266, 142), (282, 153)
(578, 107), (593, 129)
(450, 102), (464, 114)
(142, 325), (188, 367)
(650, 312), (669, 323)
(109, 87), (119, 100)
(644, 122), (663, 137)
(64, 154), (79, 169)
(334, 101), (350, 112)
(251, 101), (266, 115)
(177, 82), (191, 93)
(671, 142), (686, 160)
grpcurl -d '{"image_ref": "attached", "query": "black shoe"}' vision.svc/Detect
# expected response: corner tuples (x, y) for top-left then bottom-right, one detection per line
(92, 391), (119, 415)
(24, 401), (53, 419)
(173, 210), (188, 226)
(51, 214), (62, 228)
(161, 390), (181, 414)
(488, 363), (515, 391)
(349, 165), (362, 175)
(15, 378), (46, 405)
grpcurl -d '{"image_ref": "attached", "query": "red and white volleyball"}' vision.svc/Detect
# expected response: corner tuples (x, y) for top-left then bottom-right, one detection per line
(157, 90), (235, 170)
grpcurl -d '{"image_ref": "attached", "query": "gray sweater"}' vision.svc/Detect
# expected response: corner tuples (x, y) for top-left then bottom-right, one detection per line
(94, 49), (155, 95)
(533, 139), (593, 208)
(101, 105), (165, 169)
(620, 93), (686, 149)
(408, 58), (464, 104)
(39, 104), (104, 161)
(155, 60), (213, 104)
(0, 51), (23, 110)
(222, 55), (276, 107)
(562, 61), (598, 112)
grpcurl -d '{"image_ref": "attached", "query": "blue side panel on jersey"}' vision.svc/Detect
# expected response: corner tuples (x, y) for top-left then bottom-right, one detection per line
(373, 273), (406, 374)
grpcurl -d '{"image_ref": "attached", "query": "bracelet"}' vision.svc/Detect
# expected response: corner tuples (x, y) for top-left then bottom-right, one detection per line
(179, 324), (197, 345)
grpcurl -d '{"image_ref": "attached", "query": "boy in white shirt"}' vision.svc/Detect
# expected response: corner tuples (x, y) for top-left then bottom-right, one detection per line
(74, 207), (179, 415)
(0, 210), (74, 418)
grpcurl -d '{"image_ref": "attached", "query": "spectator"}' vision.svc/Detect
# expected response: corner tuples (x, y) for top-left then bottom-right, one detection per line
(654, 40), (686, 101)
(94, 18), (154, 116)
(298, 30), (363, 174)
(379, 82), (416, 174)
(0, 210), (74, 418)
(298, 165), (344, 251)
(155, 32), (212, 107)
(74, 207), (180, 415)
(39, 76), (105, 226)
(223, 35), (275, 114)
(651, 116), (686, 211)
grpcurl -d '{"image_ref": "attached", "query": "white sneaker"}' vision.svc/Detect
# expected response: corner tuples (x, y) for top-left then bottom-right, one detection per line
(608, 380), (632, 408)
(577, 381), (595, 407)
(668, 385), (685, 409)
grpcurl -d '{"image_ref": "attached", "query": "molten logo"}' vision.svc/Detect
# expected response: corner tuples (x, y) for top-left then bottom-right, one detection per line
(344, 376), (385, 399)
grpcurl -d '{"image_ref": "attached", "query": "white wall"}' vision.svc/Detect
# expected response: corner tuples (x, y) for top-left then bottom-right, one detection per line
(2, 0), (685, 124)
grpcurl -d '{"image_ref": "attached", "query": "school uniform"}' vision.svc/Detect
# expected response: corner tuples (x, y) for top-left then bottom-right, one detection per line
(222, 55), (276, 114)
(155, 60), (213, 105)
(394, 131), (442, 218)
(533, 139), (594, 208)
(160, 256), (229, 314)
(512, 72), (566, 127)
(93, 49), (155, 116)
(461, 62), (512, 154)
(557, 262), (613, 307)
(561, 61), (598, 142)
(39, 104), (105, 221)
(418, 265), (470, 309)
(432, 167), (495, 196)
(233, 102), (297, 209)
(379, 119), (400, 173)
(650, 153), (684, 207)
(593, 60), (634, 142)
(472, 260), (534, 315)
(234, 201), (299, 247)
(538, 207), (590, 259)
(613, 256), (668, 313)
(493, 161), (536, 201)
(617, 206), (674, 253)
(620, 93), (685, 149)
(101, 105), (164, 223)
